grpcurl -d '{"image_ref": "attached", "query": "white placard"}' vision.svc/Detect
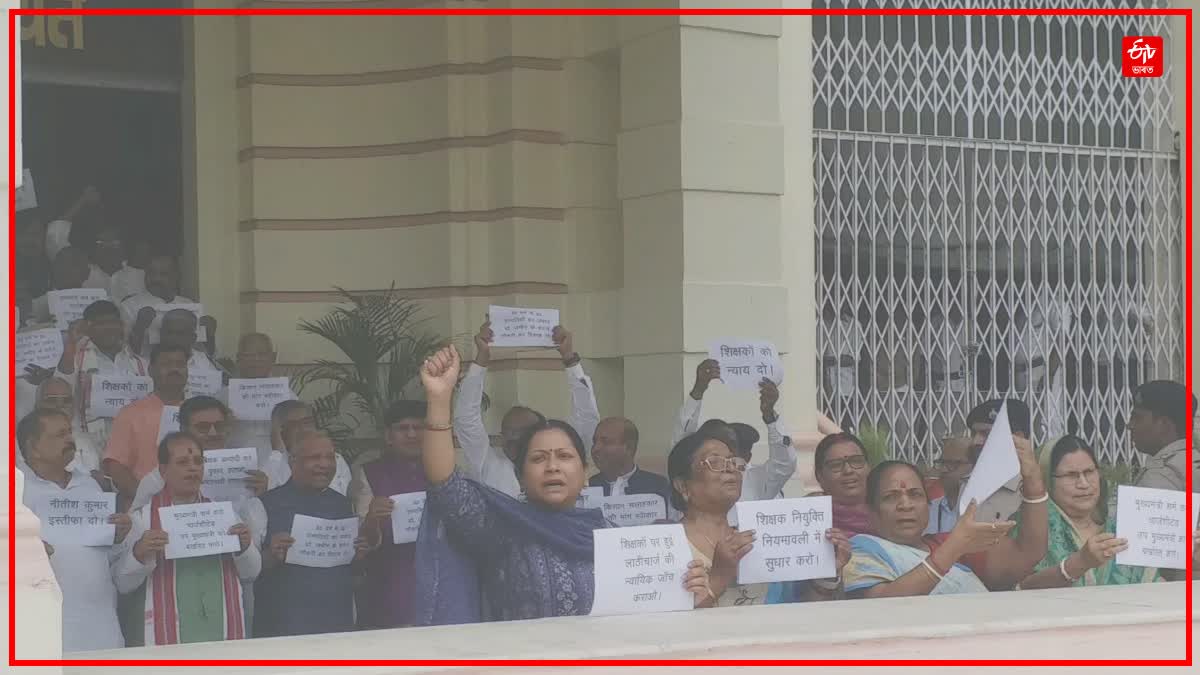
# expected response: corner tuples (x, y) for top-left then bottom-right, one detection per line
(88, 374), (152, 418)
(590, 524), (693, 616)
(958, 401), (1020, 516)
(600, 493), (668, 528)
(286, 514), (359, 568)
(15, 169), (36, 211)
(157, 405), (181, 443)
(388, 492), (427, 544)
(1114, 486), (1189, 570)
(47, 288), (109, 330)
(707, 339), (783, 390)
(576, 486), (604, 509)
(226, 377), (295, 421)
(735, 497), (836, 584)
(159, 501), (240, 560)
(186, 369), (224, 398)
(16, 329), (64, 376)
(488, 305), (559, 348)
(148, 303), (205, 345)
(202, 448), (258, 502)
(37, 493), (116, 547)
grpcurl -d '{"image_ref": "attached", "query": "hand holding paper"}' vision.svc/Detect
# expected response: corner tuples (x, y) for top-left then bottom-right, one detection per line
(957, 401), (1020, 516)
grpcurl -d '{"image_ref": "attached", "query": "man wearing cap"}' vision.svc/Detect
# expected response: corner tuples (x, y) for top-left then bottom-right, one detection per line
(1128, 380), (1197, 581)
(1128, 380), (1196, 493)
(959, 398), (1050, 590)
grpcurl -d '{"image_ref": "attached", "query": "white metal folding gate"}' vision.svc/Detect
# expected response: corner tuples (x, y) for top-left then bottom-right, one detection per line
(812, 2), (1183, 465)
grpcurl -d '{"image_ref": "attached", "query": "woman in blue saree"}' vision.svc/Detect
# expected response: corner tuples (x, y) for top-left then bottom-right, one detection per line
(414, 345), (711, 625)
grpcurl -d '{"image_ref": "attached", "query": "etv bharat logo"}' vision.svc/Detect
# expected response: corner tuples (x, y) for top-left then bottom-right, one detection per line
(1122, 36), (1163, 77)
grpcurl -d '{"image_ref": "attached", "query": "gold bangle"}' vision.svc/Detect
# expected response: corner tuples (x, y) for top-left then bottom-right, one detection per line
(425, 421), (453, 432)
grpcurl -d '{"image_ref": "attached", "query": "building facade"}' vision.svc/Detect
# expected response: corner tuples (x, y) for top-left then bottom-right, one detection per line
(15, 1), (1198, 473)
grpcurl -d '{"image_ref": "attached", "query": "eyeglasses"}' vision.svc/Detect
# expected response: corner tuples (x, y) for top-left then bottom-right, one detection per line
(95, 240), (122, 249)
(1053, 468), (1099, 485)
(699, 456), (748, 473)
(823, 455), (868, 473)
(191, 421), (229, 434)
(39, 396), (73, 407)
(932, 458), (973, 471)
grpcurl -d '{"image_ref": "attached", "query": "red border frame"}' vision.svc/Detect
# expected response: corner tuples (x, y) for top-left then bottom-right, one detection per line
(7, 5), (1192, 668)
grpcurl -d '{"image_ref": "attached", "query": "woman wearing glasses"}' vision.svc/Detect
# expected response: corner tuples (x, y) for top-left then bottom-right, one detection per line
(1016, 436), (1160, 589)
(810, 433), (874, 536)
(668, 426), (853, 607)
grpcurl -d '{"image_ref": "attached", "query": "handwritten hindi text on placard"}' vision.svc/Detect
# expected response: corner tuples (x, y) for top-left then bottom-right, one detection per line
(591, 524), (693, 616)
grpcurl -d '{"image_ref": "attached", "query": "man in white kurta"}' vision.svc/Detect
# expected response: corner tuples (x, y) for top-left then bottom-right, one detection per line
(114, 432), (260, 646)
(453, 320), (600, 497)
(19, 408), (130, 652)
(54, 299), (149, 453)
(672, 360), (797, 503)
(225, 332), (293, 467)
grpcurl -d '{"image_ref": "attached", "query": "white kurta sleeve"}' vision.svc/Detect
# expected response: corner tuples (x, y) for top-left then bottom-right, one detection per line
(348, 462), (375, 519)
(565, 363), (600, 452)
(761, 418), (799, 499)
(232, 501), (263, 583)
(671, 396), (704, 446)
(113, 507), (156, 594)
(452, 363), (493, 481)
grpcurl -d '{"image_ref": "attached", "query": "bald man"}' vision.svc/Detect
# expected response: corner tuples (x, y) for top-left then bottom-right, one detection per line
(227, 332), (295, 464)
(589, 417), (672, 514)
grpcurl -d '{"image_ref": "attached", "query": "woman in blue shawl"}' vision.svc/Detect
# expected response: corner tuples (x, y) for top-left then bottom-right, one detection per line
(414, 345), (712, 625)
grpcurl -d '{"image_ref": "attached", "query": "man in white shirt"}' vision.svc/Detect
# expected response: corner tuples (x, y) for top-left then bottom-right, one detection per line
(261, 400), (352, 495)
(33, 377), (105, 477)
(120, 254), (211, 355)
(18, 408), (131, 653)
(156, 308), (223, 375)
(226, 332), (289, 466)
(86, 224), (143, 301)
(31, 246), (107, 324)
(672, 360), (797, 503)
(454, 319), (601, 498)
(43, 185), (101, 261)
(54, 300), (149, 453)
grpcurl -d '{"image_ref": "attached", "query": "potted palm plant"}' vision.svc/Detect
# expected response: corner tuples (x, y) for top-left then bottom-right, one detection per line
(291, 285), (449, 464)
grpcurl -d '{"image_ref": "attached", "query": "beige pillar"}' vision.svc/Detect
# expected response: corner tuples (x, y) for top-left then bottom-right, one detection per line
(182, 10), (245, 358)
(4, 5), (63, 665)
(618, 7), (816, 482)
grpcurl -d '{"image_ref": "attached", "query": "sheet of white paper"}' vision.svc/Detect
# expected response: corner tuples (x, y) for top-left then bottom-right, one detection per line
(286, 514), (359, 568)
(735, 497), (837, 584)
(600, 494), (668, 528)
(389, 492), (427, 544)
(202, 448), (258, 502)
(576, 486), (604, 509)
(37, 493), (116, 547)
(160, 501), (240, 560)
(707, 339), (783, 390)
(16, 329), (64, 376)
(15, 168), (37, 211)
(147, 303), (205, 345)
(47, 288), (109, 330)
(88, 374), (152, 418)
(157, 405), (181, 443)
(1114, 485), (1189, 570)
(488, 305), (559, 348)
(590, 524), (694, 616)
(1192, 494), (1199, 535)
(226, 377), (295, 422)
(957, 400), (1020, 516)
(185, 369), (224, 398)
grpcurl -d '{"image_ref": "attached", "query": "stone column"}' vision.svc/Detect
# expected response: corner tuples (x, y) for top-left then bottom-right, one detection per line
(617, 5), (818, 487)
